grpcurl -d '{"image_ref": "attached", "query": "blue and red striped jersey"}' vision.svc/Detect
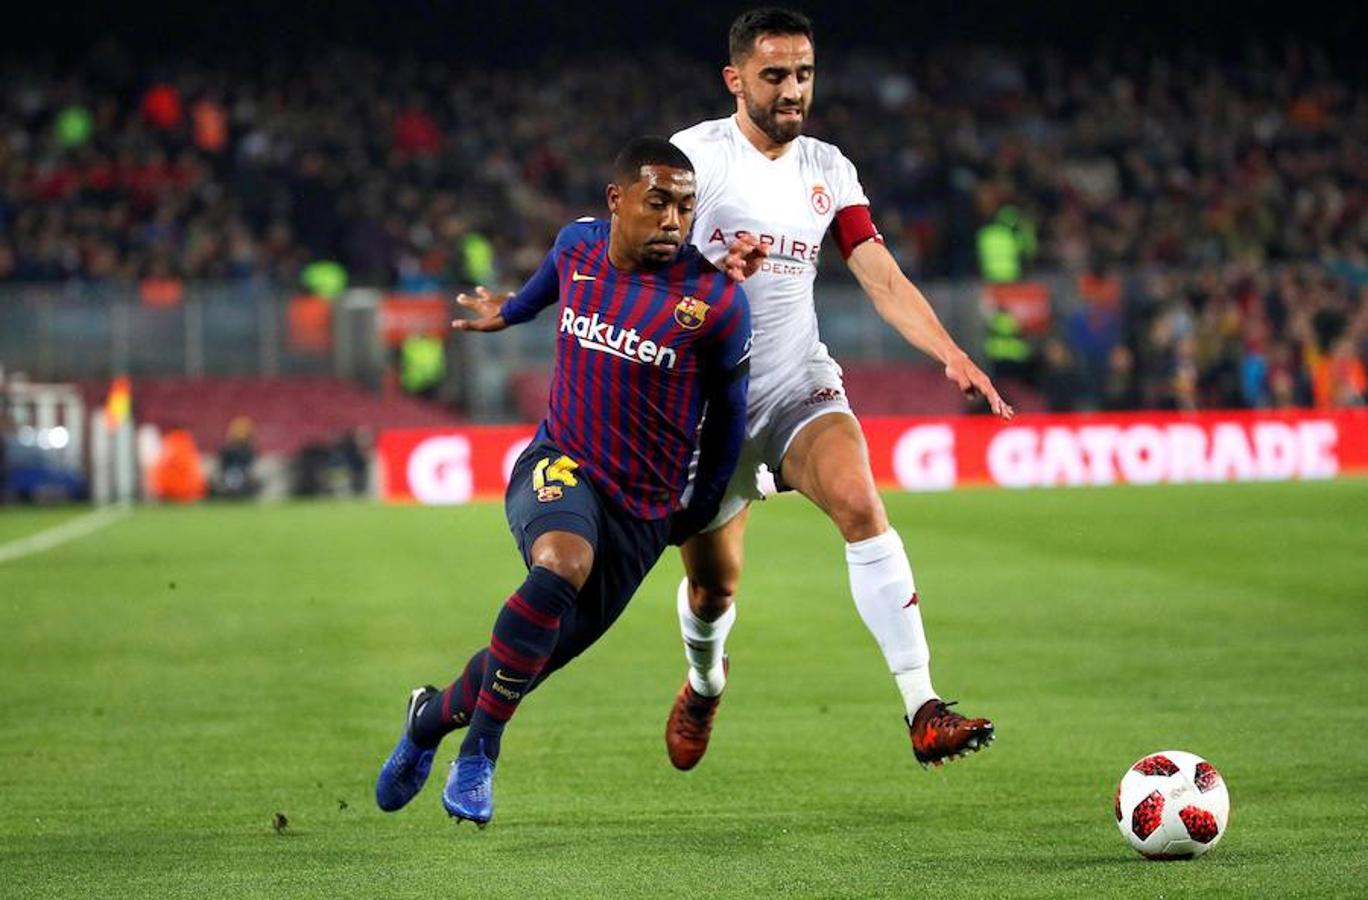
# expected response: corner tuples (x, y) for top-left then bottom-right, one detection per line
(499, 218), (751, 520)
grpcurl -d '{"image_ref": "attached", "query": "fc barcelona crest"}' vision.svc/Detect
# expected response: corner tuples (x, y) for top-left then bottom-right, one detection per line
(674, 296), (710, 330)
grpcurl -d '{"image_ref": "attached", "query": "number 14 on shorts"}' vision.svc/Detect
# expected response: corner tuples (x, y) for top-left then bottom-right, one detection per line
(533, 455), (579, 502)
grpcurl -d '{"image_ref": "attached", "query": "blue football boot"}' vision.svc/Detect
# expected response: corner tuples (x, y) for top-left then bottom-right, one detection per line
(442, 740), (496, 827)
(375, 685), (440, 812)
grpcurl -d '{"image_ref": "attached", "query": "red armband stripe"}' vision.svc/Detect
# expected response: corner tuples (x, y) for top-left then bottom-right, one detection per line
(832, 205), (884, 259)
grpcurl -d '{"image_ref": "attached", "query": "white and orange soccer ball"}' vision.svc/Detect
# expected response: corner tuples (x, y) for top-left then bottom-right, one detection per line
(1115, 750), (1230, 859)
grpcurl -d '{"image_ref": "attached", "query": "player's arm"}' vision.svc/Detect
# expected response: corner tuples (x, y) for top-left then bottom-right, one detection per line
(841, 216), (1014, 420)
(669, 298), (752, 545)
(451, 248), (558, 333)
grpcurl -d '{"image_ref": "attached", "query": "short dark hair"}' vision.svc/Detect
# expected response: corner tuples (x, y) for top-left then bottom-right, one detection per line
(728, 7), (813, 64)
(613, 136), (694, 184)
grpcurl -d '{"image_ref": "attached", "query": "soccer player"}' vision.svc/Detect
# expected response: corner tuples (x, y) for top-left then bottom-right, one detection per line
(663, 7), (1015, 771)
(375, 137), (754, 826)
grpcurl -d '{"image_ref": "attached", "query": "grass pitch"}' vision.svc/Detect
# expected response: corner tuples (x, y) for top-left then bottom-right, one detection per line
(2, 480), (1366, 898)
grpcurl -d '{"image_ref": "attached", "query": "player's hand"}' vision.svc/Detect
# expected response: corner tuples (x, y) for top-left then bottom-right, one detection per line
(451, 286), (510, 332)
(945, 351), (1015, 420)
(722, 234), (768, 282)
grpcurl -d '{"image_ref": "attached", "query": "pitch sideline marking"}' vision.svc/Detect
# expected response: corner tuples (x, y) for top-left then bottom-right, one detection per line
(0, 505), (132, 566)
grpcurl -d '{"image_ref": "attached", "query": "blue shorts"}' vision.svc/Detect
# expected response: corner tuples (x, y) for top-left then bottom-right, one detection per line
(504, 439), (670, 683)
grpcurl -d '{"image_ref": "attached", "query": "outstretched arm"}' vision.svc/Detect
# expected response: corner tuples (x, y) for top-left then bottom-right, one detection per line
(846, 240), (1014, 420)
(451, 249), (558, 333)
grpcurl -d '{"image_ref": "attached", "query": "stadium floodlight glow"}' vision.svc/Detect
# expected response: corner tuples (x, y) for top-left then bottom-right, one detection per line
(48, 426), (70, 450)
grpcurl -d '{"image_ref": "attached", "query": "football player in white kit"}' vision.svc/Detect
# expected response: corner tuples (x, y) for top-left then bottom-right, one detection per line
(664, 7), (1015, 770)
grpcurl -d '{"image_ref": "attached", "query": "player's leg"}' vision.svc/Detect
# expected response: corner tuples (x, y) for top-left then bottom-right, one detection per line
(665, 505), (749, 770)
(377, 441), (597, 820)
(531, 503), (673, 689)
(378, 530), (589, 818)
(445, 496), (669, 824)
(441, 528), (592, 825)
(409, 649), (488, 746)
(458, 530), (592, 761)
(780, 411), (994, 766)
(375, 683), (443, 812)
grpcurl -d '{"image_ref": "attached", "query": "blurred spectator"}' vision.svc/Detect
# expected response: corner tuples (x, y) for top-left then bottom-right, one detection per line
(393, 102), (442, 157)
(139, 83), (182, 130)
(1100, 346), (1140, 411)
(213, 415), (260, 499)
(291, 429), (372, 498)
(400, 334), (445, 398)
(1267, 341), (1306, 407)
(301, 260), (348, 300)
(1240, 330), (1272, 409)
(1311, 337), (1367, 407)
(151, 427), (206, 502)
(976, 205), (1036, 283)
(1065, 284), (1122, 401)
(983, 305), (1033, 382)
(190, 96), (227, 155)
(335, 427), (372, 496)
(454, 229), (496, 287)
(1172, 336), (1201, 412)
(1039, 337), (1087, 412)
(54, 105), (93, 149)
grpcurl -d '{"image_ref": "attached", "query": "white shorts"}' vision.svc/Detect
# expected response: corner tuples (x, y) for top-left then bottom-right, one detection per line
(703, 345), (854, 531)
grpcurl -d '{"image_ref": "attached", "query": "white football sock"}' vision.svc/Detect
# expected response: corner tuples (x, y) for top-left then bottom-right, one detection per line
(677, 577), (735, 697)
(845, 528), (937, 718)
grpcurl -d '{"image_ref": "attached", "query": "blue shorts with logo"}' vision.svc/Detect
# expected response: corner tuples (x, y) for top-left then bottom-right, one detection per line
(504, 438), (671, 686)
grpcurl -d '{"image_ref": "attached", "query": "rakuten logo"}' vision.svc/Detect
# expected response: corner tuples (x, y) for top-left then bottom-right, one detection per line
(986, 421), (1338, 488)
(559, 307), (678, 369)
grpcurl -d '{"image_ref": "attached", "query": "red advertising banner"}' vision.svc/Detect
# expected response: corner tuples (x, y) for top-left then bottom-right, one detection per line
(377, 424), (538, 504)
(377, 409), (1368, 504)
(862, 409), (1368, 491)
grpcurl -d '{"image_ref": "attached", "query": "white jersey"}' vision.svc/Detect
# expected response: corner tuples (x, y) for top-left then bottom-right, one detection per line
(671, 115), (871, 396)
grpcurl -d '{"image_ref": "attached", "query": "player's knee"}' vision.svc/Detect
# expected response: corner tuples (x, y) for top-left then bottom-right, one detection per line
(531, 541), (594, 591)
(687, 576), (737, 621)
(827, 483), (887, 542)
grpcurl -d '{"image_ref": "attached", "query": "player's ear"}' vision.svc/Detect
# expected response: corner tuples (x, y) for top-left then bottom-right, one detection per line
(605, 182), (622, 215)
(722, 65), (743, 98)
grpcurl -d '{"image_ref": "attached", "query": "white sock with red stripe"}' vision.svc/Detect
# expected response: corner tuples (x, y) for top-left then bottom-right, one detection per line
(845, 528), (937, 718)
(677, 577), (734, 697)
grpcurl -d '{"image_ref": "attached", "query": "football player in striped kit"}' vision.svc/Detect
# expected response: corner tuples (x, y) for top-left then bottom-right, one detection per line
(376, 137), (757, 826)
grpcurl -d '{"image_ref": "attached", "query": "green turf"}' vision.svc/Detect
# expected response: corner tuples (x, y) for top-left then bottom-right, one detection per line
(2, 482), (1366, 898)
(0, 506), (84, 544)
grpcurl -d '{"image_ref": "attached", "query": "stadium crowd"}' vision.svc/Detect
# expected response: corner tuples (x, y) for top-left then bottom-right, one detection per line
(0, 40), (1364, 409)
(1034, 260), (1366, 412)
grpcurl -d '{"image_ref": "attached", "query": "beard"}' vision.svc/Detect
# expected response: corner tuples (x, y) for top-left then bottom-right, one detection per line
(744, 95), (805, 145)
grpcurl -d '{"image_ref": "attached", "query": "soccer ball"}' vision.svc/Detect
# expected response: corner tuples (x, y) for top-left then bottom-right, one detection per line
(1114, 750), (1230, 859)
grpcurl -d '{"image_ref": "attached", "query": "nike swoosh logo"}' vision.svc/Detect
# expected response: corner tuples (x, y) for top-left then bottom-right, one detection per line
(903, 593), (919, 608)
(495, 669), (531, 683)
(571, 270), (595, 282)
